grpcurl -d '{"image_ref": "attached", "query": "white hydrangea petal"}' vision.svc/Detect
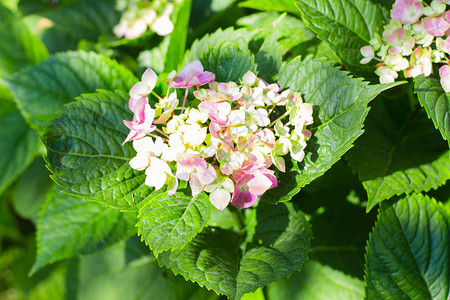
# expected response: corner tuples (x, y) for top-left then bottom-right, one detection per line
(210, 189), (231, 210)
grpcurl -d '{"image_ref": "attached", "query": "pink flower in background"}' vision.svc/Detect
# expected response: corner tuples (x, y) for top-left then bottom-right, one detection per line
(422, 16), (450, 36)
(440, 65), (450, 92)
(170, 60), (215, 89)
(391, 0), (423, 24)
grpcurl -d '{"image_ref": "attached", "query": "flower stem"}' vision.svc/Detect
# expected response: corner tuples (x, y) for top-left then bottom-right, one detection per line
(181, 88), (189, 109)
(229, 205), (246, 232)
(155, 127), (170, 138)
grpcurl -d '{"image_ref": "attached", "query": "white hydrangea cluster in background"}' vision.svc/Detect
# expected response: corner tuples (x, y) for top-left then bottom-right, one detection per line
(360, 0), (450, 92)
(123, 61), (314, 210)
(114, 0), (179, 39)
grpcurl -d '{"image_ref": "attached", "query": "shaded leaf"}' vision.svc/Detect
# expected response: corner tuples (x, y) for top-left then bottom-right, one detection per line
(158, 202), (312, 299)
(31, 186), (137, 275)
(12, 157), (53, 223)
(414, 75), (450, 147)
(7, 51), (137, 133)
(138, 192), (213, 256)
(365, 193), (450, 299)
(0, 4), (48, 76)
(44, 90), (156, 211)
(0, 100), (40, 196)
(346, 94), (450, 211)
(267, 260), (364, 300)
(201, 41), (256, 82)
(267, 57), (401, 203)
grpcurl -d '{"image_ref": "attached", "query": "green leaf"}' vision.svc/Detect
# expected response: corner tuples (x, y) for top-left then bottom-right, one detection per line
(31, 186), (137, 275)
(365, 193), (450, 299)
(0, 100), (40, 196)
(70, 238), (220, 300)
(39, 0), (120, 41)
(294, 0), (386, 75)
(414, 75), (450, 147)
(239, 0), (299, 15)
(254, 21), (282, 81)
(164, 0), (192, 71)
(7, 51), (137, 133)
(183, 27), (256, 66)
(137, 192), (213, 256)
(44, 90), (156, 211)
(267, 260), (364, 300)
(158, 202), (312, 299)
(12, 157), (53, 223)
(269, 56), (401, 203)
(346, 94), (450, 211)
(0, 4), (48, 76)
(200, 41), (256, 83)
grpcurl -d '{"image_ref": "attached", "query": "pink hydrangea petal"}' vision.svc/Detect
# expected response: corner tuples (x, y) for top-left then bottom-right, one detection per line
(247, 173), (273, 196)
(169, 60), (215, 88)
(179, 60), (203, 78)
(391, 0), (423, 24)
(423, 16), (450, 36)
(197, 165), (217, 185)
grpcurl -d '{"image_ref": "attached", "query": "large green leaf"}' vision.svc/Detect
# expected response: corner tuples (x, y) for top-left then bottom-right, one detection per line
(31, 186), (137, 275)
(138, 192), (213, 256)
(183, 27), (256, 66)
(158, 202), (312, 299)
(267, 260), (364, 300)
(164, 0), (192, 71)
(414, 75), (450, 147)
(346, 94), (450, 211)
(0, 4), (48, 76)
(294, 0), (386, 75)
(44, 90), (157, 211)
(365, 193), (450, 299)
(0, 100), (40, 196)
(200, 41), (256, 82)
(7, 51), (137, 133)
(69, 238), (219, 300)
(267, 57), (401, 203)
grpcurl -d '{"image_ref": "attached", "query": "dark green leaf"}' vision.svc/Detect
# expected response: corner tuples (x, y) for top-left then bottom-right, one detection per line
(31, 187), (137, 275)
(138, 192), (213, 256)
(415, 75), (450, 147)
(158, 202), (312, 299)
(44, 90), (156, 211)
(183, 27), (256, 66)
(254, 23), (282, 81)
(0, 4), (48, 76)
(298, 161), (376, 278)
(346, 94), (450, 211)
(0, 100), (40, 196)
(7, 51), (137, 133)
(268, 57), (401, 203)
(365, 193), (450, 299)
(267, 260), (364, 300)
(201, 41), (256, 82)
(294, 0), (386, 75)
(164, 0), (192, 71)
(12, 157), (53, 223)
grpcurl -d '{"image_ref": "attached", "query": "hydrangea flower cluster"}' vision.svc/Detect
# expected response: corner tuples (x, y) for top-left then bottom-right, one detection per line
(360, 0), (450, 92)
(114, 0), (179, 39)
(123, 61), (313, 210)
